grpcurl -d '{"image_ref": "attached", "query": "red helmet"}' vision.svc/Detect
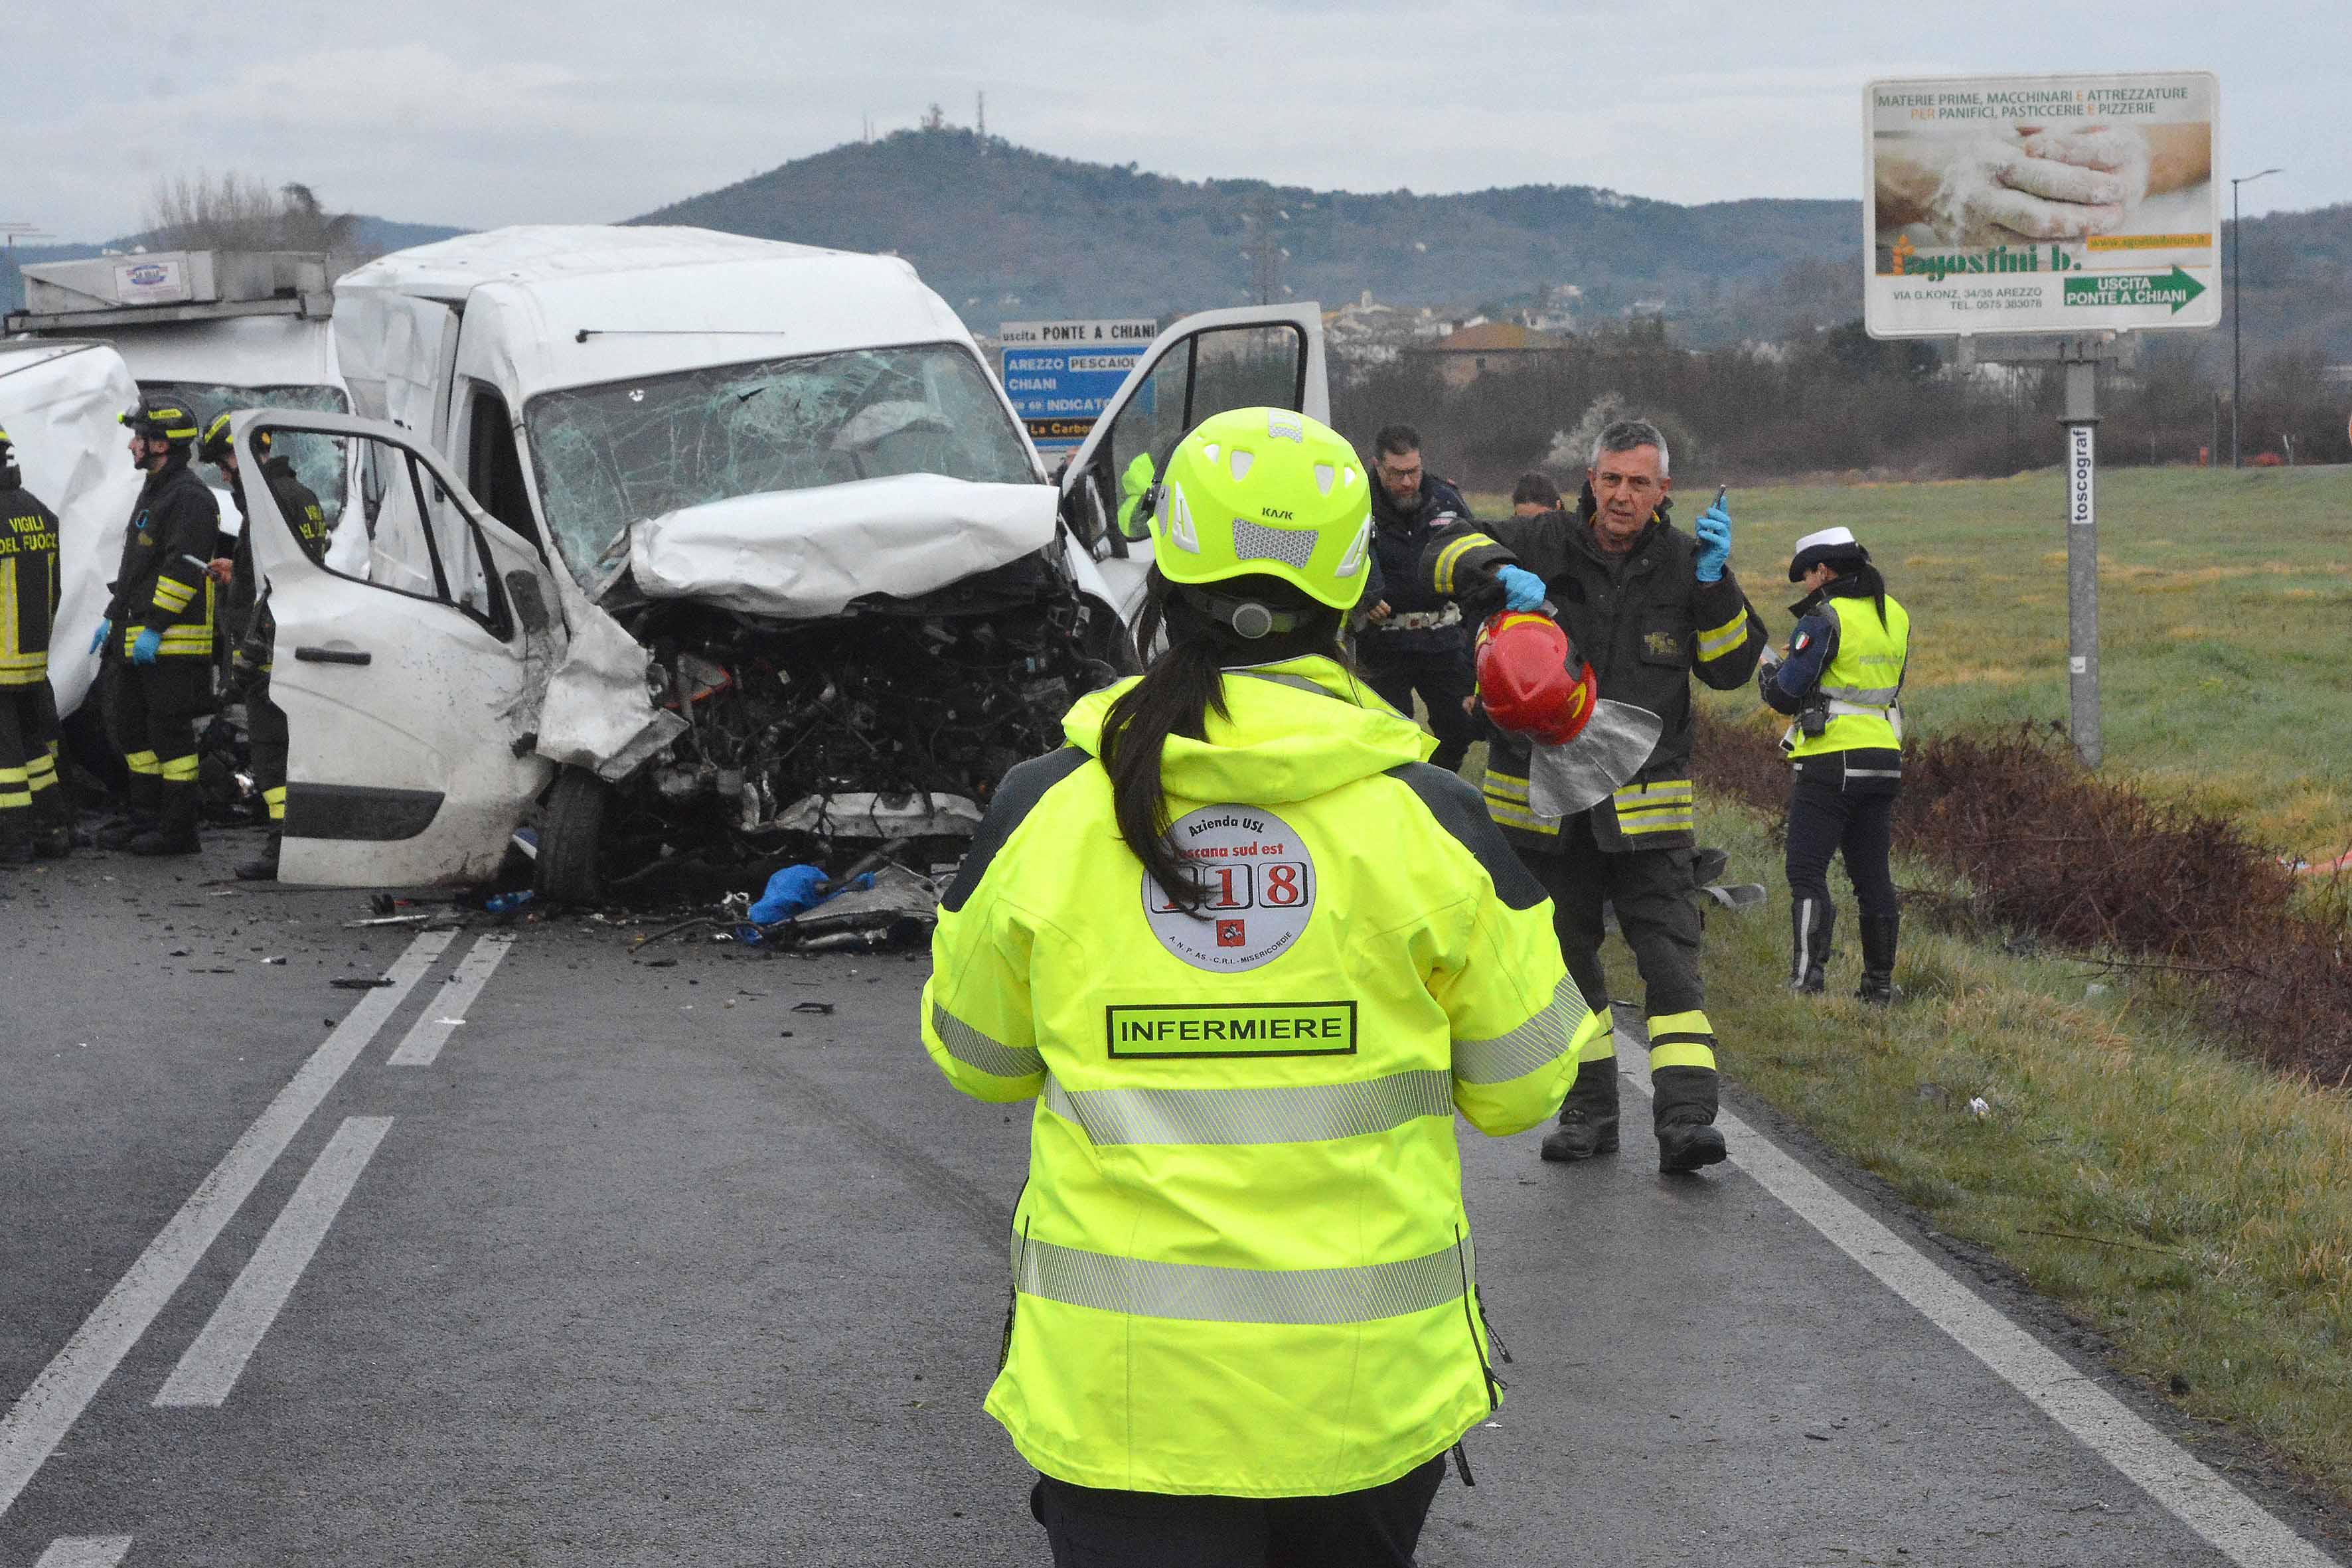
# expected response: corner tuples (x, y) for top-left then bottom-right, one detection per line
(1474, 611), (1597, 747)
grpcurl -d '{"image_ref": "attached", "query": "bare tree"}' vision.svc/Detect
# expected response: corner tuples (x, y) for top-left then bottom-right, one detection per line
(141, 172), (370, 272)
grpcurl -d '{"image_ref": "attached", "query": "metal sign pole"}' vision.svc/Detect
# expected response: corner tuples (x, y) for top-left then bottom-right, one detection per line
(2061, 339), (2102, 768)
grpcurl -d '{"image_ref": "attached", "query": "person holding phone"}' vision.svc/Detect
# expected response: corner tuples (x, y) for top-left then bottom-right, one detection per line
(1420, 422), (1767, 1171)
(923, 407), (1597, 1565)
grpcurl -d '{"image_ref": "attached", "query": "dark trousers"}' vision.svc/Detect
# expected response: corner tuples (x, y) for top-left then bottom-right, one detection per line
(0, 680), (60, 823)
(1032, 1456), (1446, 1568)
(1361, 649), (1478, 773)
(247, 670), (289, 823)
(103, 656), (212, 805)
(1785, 773), (1900, 918)
(1527, 813), (1703, 1018)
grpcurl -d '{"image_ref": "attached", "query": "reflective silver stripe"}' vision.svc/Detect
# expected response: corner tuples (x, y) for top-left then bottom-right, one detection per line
(1230, 670), (1330, 697)
(1042, 1069), (1452, 1146)
(1843, 767), (1903, 779)
(1454, 975), (1579, 1084)
(931, 1000), (1044, 1078)
(1822, 685), (1901, 705)
(1018, 1236), (1466, 1324)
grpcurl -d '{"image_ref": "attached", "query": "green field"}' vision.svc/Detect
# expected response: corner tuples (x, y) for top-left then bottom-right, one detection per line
(1476, 466), (2352, 848)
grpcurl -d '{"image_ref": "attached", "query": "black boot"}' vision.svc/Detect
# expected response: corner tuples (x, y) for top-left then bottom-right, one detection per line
(235, 831), (281, 882)
(0, 811), (32, 866)
(31, 785), (72, 859)
(128, 780), (201, 857)
(1788, 896), (1834, 994)
(1652, 1065), (1729, 1173)
(1857, 913), (1901, 1006)
(96, 774), (161, 850)
(1539, 1059), (1621, 1162)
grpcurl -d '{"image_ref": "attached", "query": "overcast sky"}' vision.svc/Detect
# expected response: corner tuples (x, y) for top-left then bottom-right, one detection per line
(12, 1), (2344, 243)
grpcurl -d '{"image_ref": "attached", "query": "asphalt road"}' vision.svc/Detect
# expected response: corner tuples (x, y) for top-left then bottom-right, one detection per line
(5, 828), (2349, 1567)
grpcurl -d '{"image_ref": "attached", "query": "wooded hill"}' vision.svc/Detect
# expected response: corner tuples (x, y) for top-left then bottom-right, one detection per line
(629, 125), (1855, 340)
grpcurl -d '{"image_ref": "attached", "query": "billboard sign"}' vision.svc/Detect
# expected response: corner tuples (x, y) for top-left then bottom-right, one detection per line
(1864, 71), (2219, 339)
(999, 319), (1158, 451)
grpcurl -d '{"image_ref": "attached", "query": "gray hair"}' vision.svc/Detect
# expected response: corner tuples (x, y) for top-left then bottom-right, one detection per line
(1590, 418), (1670, 477)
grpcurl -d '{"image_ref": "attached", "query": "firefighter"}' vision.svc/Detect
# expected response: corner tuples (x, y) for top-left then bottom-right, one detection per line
(1423, 418), (1767, 1172)
(92, 395), (218, 856)
(0, 425), (70, 863)
(198, 413), (327, 880)
(1759, 526), (1910, 1004)
(924, 407), (1597, 1563)
(1358, 426), (1482, 771)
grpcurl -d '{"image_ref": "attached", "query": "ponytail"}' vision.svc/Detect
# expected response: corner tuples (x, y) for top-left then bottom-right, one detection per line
(1100, 570), (1345, 911)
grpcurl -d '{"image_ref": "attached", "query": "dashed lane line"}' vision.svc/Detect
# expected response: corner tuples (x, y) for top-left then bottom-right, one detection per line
(1614, 1027), (2342, 1568)
(386, 933), (515, 1068)
(31, 1538), (134, 1567)
(0, 931), (455, 1524)
(154, 1117), (397, 1408)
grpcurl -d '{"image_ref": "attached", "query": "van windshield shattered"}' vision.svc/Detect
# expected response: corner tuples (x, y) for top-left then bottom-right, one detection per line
(522, 343), (1037, 578)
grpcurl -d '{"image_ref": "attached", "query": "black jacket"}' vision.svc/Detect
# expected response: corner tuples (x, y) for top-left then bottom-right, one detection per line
(1360, 473), (1473, 661)
(226, 453), (329, 665)
(1421, 488), (1766, 852)
(0, 470), (62, 683)
(104, 456), (220, 659)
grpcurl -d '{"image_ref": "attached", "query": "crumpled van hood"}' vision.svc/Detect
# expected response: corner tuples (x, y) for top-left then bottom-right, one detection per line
(626, 472), (1058, 618)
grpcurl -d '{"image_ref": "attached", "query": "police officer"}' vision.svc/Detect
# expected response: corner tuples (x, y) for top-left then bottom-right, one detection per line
(1423, 418), (1767, 1171)
(0, 425), (69, 863)
(925, 407), (1597, 1565)
(1357, 425), (1481, 771)
(198, 413), (326, 880)
(1759, 526), (1910, 1004)
(93, 396), (219, 856)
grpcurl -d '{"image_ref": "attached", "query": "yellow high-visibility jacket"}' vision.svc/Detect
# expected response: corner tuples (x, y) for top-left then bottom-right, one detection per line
(922, 654), (1599, 1498)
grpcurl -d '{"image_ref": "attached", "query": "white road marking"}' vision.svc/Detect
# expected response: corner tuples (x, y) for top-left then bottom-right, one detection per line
(387, 934), (514, 1067)
(1615, 1028), (2341, 1568)
(0, 931), (454, 1524)
(154, 1117), (396, 1408)
(33, 1538), (133, 1568)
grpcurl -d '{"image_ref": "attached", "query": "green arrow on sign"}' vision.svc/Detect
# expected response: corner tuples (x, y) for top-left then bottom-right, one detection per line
(2062, 266), (2207, 314)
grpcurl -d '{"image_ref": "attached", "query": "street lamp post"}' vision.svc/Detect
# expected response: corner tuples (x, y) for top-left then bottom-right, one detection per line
(2230, 167), (2283, 468)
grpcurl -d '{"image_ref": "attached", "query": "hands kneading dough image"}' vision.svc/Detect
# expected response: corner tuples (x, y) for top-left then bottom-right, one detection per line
(1875, 122), (2212, 247)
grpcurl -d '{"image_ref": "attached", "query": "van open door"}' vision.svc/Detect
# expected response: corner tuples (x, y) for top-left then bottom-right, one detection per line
(1058, 304), (1329, 621)
(236, 409), (564, 887)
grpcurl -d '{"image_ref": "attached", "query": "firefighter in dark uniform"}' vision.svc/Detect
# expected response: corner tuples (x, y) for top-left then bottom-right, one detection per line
(94, 396), (219, 856)
(1358, 425), (1482, 771)
(198, 413), (327, 880)
(1423, 419), (1767, 1171)
(1759, 526), (1911, 1004)
(0, 425), (70, 863)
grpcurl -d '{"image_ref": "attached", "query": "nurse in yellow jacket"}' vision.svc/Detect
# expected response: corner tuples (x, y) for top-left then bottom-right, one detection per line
(922, 408), (1599, 1566)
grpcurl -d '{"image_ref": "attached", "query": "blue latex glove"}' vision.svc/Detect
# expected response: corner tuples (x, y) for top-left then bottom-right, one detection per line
(130, 627), (163, 666)
(1495, 565), (1546, 612)
(90, 619), (112, 656)
(1694, 501), (1733, 584)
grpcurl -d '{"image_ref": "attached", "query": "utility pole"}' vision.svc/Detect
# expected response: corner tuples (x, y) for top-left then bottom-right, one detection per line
(2229, 167), (2282, 468)
(977, 91), (986, 141)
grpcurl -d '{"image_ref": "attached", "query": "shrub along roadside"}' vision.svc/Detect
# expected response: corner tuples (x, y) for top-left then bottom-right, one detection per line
(1672, 803), (2352, 1506)
(1694, 710), (2352, 1087)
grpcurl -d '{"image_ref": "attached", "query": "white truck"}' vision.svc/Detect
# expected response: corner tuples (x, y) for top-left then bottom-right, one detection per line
(7, 250), (354, 556)
(233, 225), (1333, 894)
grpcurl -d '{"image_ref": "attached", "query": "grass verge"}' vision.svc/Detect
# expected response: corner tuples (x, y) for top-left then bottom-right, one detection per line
(1676, 801), (2352, 1504)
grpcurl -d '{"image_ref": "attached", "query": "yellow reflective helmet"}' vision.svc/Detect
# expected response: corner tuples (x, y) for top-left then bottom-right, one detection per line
(1147, 407), (1373, 613)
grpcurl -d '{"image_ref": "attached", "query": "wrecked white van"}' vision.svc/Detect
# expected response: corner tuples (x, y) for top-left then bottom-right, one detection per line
(236, 226), (1334, 895)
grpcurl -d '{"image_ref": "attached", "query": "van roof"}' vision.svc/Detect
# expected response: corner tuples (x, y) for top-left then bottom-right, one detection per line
(336, 225), (852, 301)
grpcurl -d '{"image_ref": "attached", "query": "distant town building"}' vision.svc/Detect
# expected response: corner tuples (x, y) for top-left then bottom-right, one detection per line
(1405, 321), (1573, 388)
